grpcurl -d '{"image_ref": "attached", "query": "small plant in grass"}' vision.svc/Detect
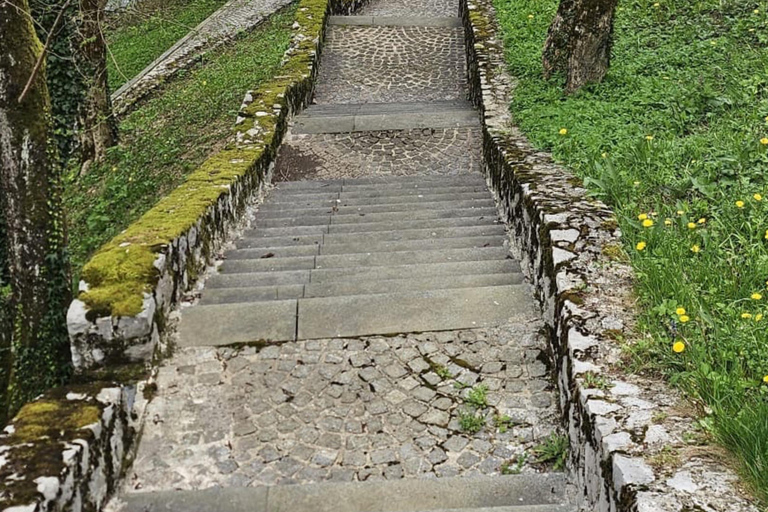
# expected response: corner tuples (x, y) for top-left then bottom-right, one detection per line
(493, 414), (516, 433)
(532, 433), (569, 471)
(582, 371), (612, 390)
(433, 364), (453, 380)
(501, 453), (528, 474)
(459, 409), (485, 434)
(466, 384), (489, 408)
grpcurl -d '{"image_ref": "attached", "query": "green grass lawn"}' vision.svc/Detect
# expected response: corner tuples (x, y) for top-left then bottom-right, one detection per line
(105, 0), (230, 90)
(66, 6), (296, 277)
(492, 0), (768, 501)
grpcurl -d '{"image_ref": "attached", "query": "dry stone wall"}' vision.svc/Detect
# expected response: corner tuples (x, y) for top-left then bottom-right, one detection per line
(461, 1), (760, 510)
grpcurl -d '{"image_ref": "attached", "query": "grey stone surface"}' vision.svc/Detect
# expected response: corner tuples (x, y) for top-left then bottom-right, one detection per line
(328, 16), (463, 28)
(313, 26), (465, 105)
(177, 300), (297, 345)
(303, 275), (523, 299)
(359, 0), (459, 17)
(125, 323), (558, 492)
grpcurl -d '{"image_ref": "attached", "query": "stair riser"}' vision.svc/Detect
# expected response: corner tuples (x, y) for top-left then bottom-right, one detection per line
(318, 236), (504, 255)
(259, 192), (491, 210)
(322, 225), (506, 245)
(255, 199), (495, 219)
(269, 185), (486, 201)
(256, 207), (497, 228)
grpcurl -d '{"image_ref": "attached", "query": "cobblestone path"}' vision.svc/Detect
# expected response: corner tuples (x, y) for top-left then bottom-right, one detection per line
(111, 0), (570, 510)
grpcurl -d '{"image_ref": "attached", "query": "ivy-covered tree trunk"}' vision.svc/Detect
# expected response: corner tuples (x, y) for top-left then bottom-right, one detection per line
(76, 0), (117, 165)
(0, 0), (72, 420)
(542, 0), (618, 93)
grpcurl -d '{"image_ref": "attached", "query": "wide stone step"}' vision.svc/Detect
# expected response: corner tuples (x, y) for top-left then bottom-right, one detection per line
(256, 206), (497, 229)
(260, 191), (491, 209)
(243, 217), (498, 239)
(293, 100), (478, 133)
(179, 285), (534, 346)
(268, 184), (487, 200)
(321, 225), (506, 245)
(225, 244), (320, 259)
(270, 174), (486, 191)
(120, 474), (571, 512)
(200, 284), (304, 305)
(318, 236), (505, 255)
(255, 199), (495, 219)
(220, 255), (316, 273)
(328, 15), (463, 28)
(207, 269), (310, 288)
(309, 259), (519, 283)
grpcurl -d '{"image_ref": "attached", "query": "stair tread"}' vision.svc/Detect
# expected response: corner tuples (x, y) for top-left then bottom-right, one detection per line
(255, 199), (495, 219)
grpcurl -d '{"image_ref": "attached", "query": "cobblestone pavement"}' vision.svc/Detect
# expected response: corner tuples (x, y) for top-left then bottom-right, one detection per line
(275, 128), (482, 181)
(128, 322), (557, 491)
(313, 26), (466, 105)
(359, 0), (459, 17)
(112, 0), (292, 113)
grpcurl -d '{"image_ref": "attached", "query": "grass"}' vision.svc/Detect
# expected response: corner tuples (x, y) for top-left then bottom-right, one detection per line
(493, 0), (768, 500)
(104, 0), (230, 90)
(532, 432), (569, 471)
(65, 6), (297, 278)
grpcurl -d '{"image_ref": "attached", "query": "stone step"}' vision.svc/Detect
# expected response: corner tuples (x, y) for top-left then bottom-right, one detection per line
(237, 235), (323, 249)
(270, 174), (485, 191)
(328, 15), (463, 28)
(359, 0), (460, 17)
(268, 184), (487, 200)
(244, 217), (499, 239)
(318, 236), (505, 255)
(255, 199), (495, 219)
(207, 269), (310, 288)
(221, 247), (509, 274)
(256, 206), (497, 229)
(225, 245), (320, 259)
(180, 284), (534, 346)
(199, 274), (523, 305)
(300, 100), (473, 117)
(200, 284), (305, 305)
(309, 259), (519, 283)
(304, 273), (524, 298)
(321, 225), (506, 245)
(120, 473), (571, 512)
(260, 191), (491, 209)
(293, 101), (478, 133)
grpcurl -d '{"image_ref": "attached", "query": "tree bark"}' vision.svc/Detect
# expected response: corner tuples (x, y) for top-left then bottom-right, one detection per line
(542, 0), (618, 93)
(0, 0), (72, 418)
(76, 0), (117, 164)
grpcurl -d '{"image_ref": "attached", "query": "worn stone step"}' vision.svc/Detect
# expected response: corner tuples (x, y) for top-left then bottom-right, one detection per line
(301, 100), (473, 117)
(298, 285), (535, 339)
(206, 269), (309, 288)
(269, 184), (487, 201)
(225, 244), (320, 259)
(120, 473), (571, 512)
(199, 284), (304, 305)
(256, 206), (497, 229)
(220, 255), (316, 274)
(315, 246), (508, 269)
(244, 217), (498, 240)
(328, 16), (463, 28)
(237, 235), (323, 249)
(310, 259), (519, 283)
(262, 191), (490, 208)
(318, 236), (505, 255)
(322, 225), (506, 245)
(255, 198), (495, 219)
(273, 174), (485, 191)
(305, 273), (524, 298)
(178, 300), (297, 346)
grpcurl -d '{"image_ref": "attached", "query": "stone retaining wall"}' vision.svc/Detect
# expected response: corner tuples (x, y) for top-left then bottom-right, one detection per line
(461, 1), (760, 511)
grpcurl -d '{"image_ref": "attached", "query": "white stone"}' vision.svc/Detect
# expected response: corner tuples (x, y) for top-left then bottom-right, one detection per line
(667, 470), (699, 493)
(608, 381), (640, 396)
(66, 392), (88, 401)
(551, 228), (580, 242)
(552, 247), (577, 265)
(644, 425), (671, 445)
(613, 455), (654, 488)
(35, 476), (60, 501)
(66, 300), (92, 337)
(602, 432), (633, 454)
(115, 295), (156, 341)
(585, 400), (621, 416)
(572, 359), (601, 376)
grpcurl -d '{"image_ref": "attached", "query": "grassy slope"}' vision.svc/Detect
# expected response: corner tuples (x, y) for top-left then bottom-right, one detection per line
(66, 6), (297, 276)
(105, 0), (229, 90)
(493, 0), (768, 500)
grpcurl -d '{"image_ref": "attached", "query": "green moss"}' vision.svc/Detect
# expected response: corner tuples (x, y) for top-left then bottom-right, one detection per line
(78, 0), (330, 319)
(9, 398), (100, 444)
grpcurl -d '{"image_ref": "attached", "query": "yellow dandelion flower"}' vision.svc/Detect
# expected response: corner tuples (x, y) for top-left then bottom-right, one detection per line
(677, 210), (684, 215)
(559, 128), (568, 135)
(736, 200), (745, 208)
(752, 293), (763, 300)
(638, 213), (648, 220)
(687, 222), (697, 229)
(633, 181), (641, 186)
(761, 137), (768, 145)
(690, 245), (700, 253)
(602, 152), (608, 158)
(698, 218), (706, 224)
(755, 9), (760, 14)
(664, 218), (672, 226)
(642, 219), (654, 227)
(755, 194), (763, 201)
(742, 313), (753, 319)
(676, 307), (686, 316)
(756, 314), (764, 322)
(763, 375), (768, 384)
(636, 241), (647, 251)
(528, 14), (534, 19)
(645, 135), (654, 141)
(765, 230), (768, 240)
(653, 2), (660, 7)
(672, 341), (685, 353)
(679, 315), (690, 323)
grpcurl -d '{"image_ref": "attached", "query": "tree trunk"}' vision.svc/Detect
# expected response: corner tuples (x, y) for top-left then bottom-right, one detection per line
(76, 0), (117, 164)
(0, 0), (72, 418)
(542, 0), (618, 93)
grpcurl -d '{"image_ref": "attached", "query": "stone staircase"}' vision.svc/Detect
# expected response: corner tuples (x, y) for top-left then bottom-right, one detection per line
(179, 174), (534, 346)
(121, 474), (574, 512)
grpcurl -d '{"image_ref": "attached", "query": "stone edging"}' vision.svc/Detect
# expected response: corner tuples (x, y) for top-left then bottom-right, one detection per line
(461, 1), (760, 511)
(0, 385), (132, 511)
(67, 0), (368, 371)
